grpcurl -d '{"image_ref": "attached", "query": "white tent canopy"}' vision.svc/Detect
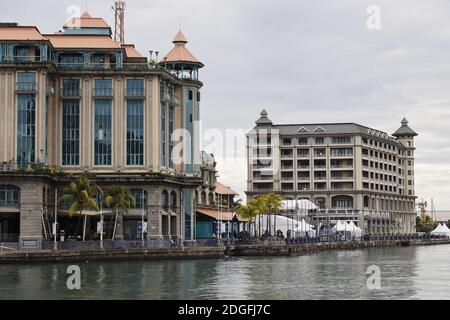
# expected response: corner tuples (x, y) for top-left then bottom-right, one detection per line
(331, 220), (362, 238)
(256, 214), (316, 237)
(431, 223), (450, 237)
(281, 199), (318, 211)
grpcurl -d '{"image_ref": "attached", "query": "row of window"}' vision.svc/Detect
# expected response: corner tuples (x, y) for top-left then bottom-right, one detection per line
(280, 148), (354, 158)
(61, 79), (144, 97)
(62, 99), (145, 166)
(362, 137), (398, 152)
(362, 148), (398, 162)
(281, 136), (353, 145)
(362, 159), (398, 172)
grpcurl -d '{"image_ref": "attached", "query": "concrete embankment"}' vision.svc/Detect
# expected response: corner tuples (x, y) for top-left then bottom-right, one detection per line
(229, 239), (450, 257)
(0, 246), (225, 264)
(1, 239), (450, 264)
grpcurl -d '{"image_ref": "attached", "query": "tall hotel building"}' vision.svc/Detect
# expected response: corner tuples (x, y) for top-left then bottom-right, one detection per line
(246, 110), (418, 235)
(0, 12), (204, 248)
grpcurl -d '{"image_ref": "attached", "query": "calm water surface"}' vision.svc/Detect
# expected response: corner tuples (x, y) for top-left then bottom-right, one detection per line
(1, 245), (450, 300)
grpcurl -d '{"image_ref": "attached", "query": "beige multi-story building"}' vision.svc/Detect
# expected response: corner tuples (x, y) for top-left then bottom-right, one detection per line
(0, 11), (204, 248)
(246, 110), (418, 235)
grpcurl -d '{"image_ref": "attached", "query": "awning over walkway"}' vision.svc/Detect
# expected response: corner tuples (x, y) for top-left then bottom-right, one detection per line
(196, 208), (234, 221)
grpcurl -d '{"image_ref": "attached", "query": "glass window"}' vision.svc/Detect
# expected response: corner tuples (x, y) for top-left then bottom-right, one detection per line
(62, 79), (80, 97)
(17, 94), (36, 164)
(94, 79), (112, 96)
(62, 100), (80, 166)
(160, 104), (167, 167)
(59, 54), (84, 68)
(17, 72), (36, 91)
(126, 100), (144, 166)
(131, 189), (147, 209)
(0, 185), (20, 208)
(126, 79), (144, 97)
(169, 106), (175, 168)
(15, 47), (30, 62)
(94, 100), (112, 166)
(330, 148), (353, 157)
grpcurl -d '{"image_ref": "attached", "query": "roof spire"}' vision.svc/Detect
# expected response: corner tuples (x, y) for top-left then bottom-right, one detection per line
(255, 109), (273, 125)
(173, 30), (188, 44)
(393, 117), (418, 137)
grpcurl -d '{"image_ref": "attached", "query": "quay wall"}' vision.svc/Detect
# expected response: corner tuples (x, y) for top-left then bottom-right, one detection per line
(229, 239), (450, 257)
(1, 239), (450, 264)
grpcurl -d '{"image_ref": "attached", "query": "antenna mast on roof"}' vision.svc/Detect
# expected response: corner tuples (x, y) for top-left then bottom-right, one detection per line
(113, 1), (125, 44)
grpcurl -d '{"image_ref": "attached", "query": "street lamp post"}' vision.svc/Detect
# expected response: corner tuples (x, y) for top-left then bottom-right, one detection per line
(100, 202), (104, 249)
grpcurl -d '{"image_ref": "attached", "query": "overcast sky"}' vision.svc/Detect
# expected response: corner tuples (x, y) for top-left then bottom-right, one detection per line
(2, 0), (450, 210)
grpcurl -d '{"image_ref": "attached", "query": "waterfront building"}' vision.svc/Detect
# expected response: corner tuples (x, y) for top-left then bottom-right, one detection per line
(195, 152), (240, 238)
(0, 11), (204, 249)
(246, 110), (418, 235)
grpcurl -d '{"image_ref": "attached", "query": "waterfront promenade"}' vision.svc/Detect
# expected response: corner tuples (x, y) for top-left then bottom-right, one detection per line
(1, 237), (449, 264)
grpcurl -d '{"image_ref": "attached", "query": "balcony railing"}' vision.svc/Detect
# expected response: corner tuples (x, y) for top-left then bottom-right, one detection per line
(93, 88), (113, 98)
(125, 88), (145, 98)
(331, 176), (354, 180)
(253, 176), (274, 181)
(61, 88), (81, 98)
(15, 82), (37, 92)
(331, 153), (354, 158)
(330, 165), (353, 169)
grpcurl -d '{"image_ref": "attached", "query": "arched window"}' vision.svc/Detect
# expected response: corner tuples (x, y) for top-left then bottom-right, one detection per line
(315, 197), (326, 209)
(170, 191), (177, 210)
(195, 190), (200, 204)
(131, 189), (147, 209)
(208, 192), (214, 205)
(363, 196), (369, 208)
(331, 195), (353, 209)
(0, 185), (20, 208)
(162, 190), (169, 210)
(201, 191), (207, 204)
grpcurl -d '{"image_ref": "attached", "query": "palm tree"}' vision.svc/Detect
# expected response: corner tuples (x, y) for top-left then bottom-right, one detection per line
(104, 185), (136, 240)
(236, 204), (259, 237)
(250, 196), (268, 237)
(58, 175), (102, 239)
(262, 193), (283, 237)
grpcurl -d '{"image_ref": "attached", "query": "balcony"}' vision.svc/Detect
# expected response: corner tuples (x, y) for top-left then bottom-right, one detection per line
(281, 152), (294, 159)
(330, 153), (353, 158)
(93, 88), (113, 98)
(61, 88), (81, 98)
(15, 82), (37, 93)
(331, 176), (354, 181)
(125, 88), (145, 99)
(330, 164), (353, 169)
(253, 175), (274, 181)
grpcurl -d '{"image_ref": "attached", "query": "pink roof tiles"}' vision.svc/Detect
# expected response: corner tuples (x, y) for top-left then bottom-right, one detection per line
(121, 44), (143, 58)
(64, 11), (110, 29)
(44, 34), (121, 49)
(215, 182), (238, 196)
(0, 26), (45, 41)
(161, 30), (203, 65)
